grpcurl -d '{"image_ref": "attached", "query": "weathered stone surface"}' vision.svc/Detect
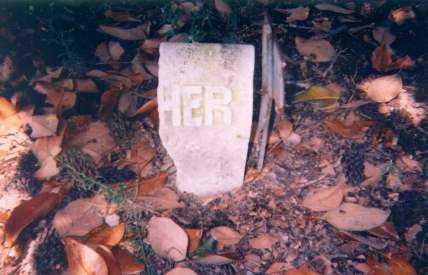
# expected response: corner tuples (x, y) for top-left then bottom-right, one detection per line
(158, 42), (254, 196)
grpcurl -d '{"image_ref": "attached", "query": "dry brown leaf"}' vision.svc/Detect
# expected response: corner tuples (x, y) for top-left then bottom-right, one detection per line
(4, 192), (62, 247)
(93, 244), (121, 275)
(389, 7), (415, 25)
(0, 55), (14, 82)
(33, 82), (76, 112)
(210, 226), (242, 246)
(112, 247), (145, 274)
(139, 187), (185, 211)
(295, 37), (335, 62)
(104, 10), (140, 22)
(53, 195), (111, 237)
(285, 266), (321, 275)
(266, 262), (293, 274)
(69, 121), (116, 164)
(65, 238), (109, 275)
(141, 38), (165, 50)
(214, 0), (231, 17)
(146, 217), (188, 261)
(165, 267), (198, 275)
(85, 223), (125, 248)
(98, 25), (146, 40)
(75, 79), (98, 93)
(357, 75), (403, 103)
(361, 162), (384, 187)
(113, 136), (155, 174)
(132, 98), (158, 117)
(389, 255), (417, 275)
(368, 222), (400, 241)
(322, 203), (390, 231)
(185, 228), (202, 254)
(314, 3), (353, 14)
(0, 96), (17, 119)
(301, 184), (344, 211)
(109, 41), (125, 61)
(372, 27), (396, 46)
(249, 233), (278, 250)
(32, 127), (64, 179)
(372, 45), (392, 72)
(130, 172), (168, 196)
(98, 88), (121, 119)
(324, 120), (371, 139)
(95, 42), (111, 63)
(193, 254), (234, 265)
(27, 114), (59, 138)
(277, 119), (293, 141)
(389, 56), (415, 70)
(286, 7), (309, 22)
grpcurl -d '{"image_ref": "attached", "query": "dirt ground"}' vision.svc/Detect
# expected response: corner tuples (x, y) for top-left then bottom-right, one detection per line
(0, 1), (427, 275)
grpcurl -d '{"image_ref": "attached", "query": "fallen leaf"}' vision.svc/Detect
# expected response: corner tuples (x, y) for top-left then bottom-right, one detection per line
(109, 41), (125, 61)
(314, 3), (353, 14)
(146, 217), (188, 261)
(104, 10), (140, 22)
(322, 203), (390, 231)
(98, 88), (121, 119)
(214, 0), (231, 17)
(141, 38), (165, 50)
(294, 85), (340, 103)
(113, 136), (154, 175)
(4, 192), (62, 247)
(75, 79), (98, 93)
(285, 266), (321, 275)
(139, 187), (185, 211)
(361, 162), (384, 187)
(266, 262), (293, 274)
(301, 184), (344, 211)
(28, 114), (59, 138)
(193, 254), (234, 265)
(165, 267), (198, 275)
(95, 42), (111, 63)
(93, 245), (121, 275)
(389, 7), (415, 25)
(210, 226), (242, 246)
(0, 55), (14, 82)
(130, 172), (168, 196)
(372, 27), (395, 46)
(312, 17), (331, 32)
(277, 119), (293, 141)
(65, 238), (109, 275)
(324, 120), (372, 139)
(132, 98), (158, 117)
(295, 37), (335, 62)
(69, 121), (116, 164)
(185, 228), (202, 254)
(389, 56), (415, 70)
(249, 233), (278, 250)
(98, 25), (146, 40)
(53, 195), (111, 237)
(368, 222), (400, 241)
(286, 7), (310, 22)
(372, 45), (392, 72)
(85, 223), (125, 248)
(389, 255), (417, 275)
(112, 247), (145, 274)
(0, 96), (17, 119)
(33, 82), (77, 112)
(357, 75), (403, 103)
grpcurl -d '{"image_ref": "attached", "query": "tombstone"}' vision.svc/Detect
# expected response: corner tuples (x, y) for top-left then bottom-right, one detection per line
(158, 42), (254, 196)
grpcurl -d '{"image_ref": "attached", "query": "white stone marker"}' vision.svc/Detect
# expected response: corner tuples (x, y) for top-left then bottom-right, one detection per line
(158, 43), (254, 196)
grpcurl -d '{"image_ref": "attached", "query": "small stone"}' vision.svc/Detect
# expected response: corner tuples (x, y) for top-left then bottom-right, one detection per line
(105, 214), (120, 226)
(158, 43), (254, 196)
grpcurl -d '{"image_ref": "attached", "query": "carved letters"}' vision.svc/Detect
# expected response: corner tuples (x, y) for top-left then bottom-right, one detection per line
(159, 85), (233, 127)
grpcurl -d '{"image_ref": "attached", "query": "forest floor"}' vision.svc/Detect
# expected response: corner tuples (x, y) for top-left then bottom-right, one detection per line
(0, 1), (427, 275)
